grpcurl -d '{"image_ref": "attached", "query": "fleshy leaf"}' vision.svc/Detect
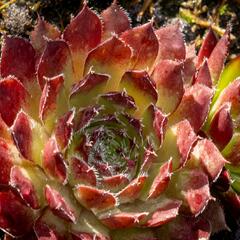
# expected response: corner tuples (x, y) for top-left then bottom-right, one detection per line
(208, 28), (230, 84)
(30, 16), (60, 57)
(37, 40), (74, 91)
(154, 23), (186, 63)
(197, 28), (218, 68)
(147, 159), (172, 199)
(193, 60), (212, 88)
(43, 138), (67, 183)
(142, 104), (167, 150)
(151, 60), (184, 114)
(74, 185), (116, 212)
(10, 165), (47, 209)
(177, 169), (211, 215)
(63, 4), (102, 80)
(144, 199), (182, 227)
(39, 74), (68, 132)
(0, 77), (27, 126)
(55, 109), (75, 150)
(100, 212), (147, 229)
(0, 190), (34, 237)
(68, 156), (97, 187)
(84, 36), (132, 91)
(158, 120), (197, 170)
(0, 36), (36, 84)
(169, 83), (213, 132)
(190, 139), (226, 181)
(121, 22), (158, 71)
(34, 209), (68, 240)
(101, 0), (131, 40)
(70, 72), (109, 109)
(209, 102), (233, 149)
(45, 184), (79, 223)
(117, 176), (146, 203)
(119, 70), (157, 116)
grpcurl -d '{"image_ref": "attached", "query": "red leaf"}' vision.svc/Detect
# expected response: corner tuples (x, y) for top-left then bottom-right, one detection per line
(10, 166), (40, 209)
(37, 40), (74, 90)
(121, 22), (158, 71)
(75, 185), (116, 211)
(0, 77), (27, 126)
(12, 111), (32, 160)
(43, 138), (67, 183)
(30, 17), (60, 58)
(169, 83), (213, 132)
(117, 176), (146, 203)
(101, 1), (130, 40)
(84, 36), (132, 91)
(194, 60), (212, 88)
(155, 23), (186, 63)
(101, 212), (147, 229)
(208, 28), (230, 84)
(63, 4), (101, 79)
(0, 37), (36, 84)
(197, 28), (218, 68)
(144, 199), (181, 227)
(69, 156), (97, 186)
(151, 60), (184, 114)
(191, 139), (226, 181)
(148, 159), (172, 199)
(55, 110), (75, 150)
(0, 138), (13, 184)
(209, 102), (233, 149)
(45, 185), (76, 223)
(0, 190), (34, 237)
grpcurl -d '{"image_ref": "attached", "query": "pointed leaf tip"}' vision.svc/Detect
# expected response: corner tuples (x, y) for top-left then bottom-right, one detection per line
(63, 4), (102, 79)
(121, 22), (158, 71)
(101, 1), (131, 40)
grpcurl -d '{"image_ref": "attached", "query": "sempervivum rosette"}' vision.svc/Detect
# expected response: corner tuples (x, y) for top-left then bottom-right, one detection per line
(0, 1), (238, 239)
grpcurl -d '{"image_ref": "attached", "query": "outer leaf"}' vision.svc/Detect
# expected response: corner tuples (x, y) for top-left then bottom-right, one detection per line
(190, 139), (226, 181)
(30, 16), (60, 57)
(84, 36), (132, 91)
(121, 22), (158, 72)
(208, 28), (230, 84)
(0, 37), (36, 84)
(158, 120), (197, 170)
(169, 83), (213, 132)
(39, 74), (68, 132)
(0, 77), (27, 126)
(151, 60), (184, 114)
(154, 23), (186, 64)
(37, 40), (75, 92)
(0, 190), (34, 237)
(209, 102), (233, 149)
(10, 165), (47, 209)
(101, 0), (131, 40)
(63, 4), (102, 80)
(12, 111), (47, 166)
(197, 28), (218, 68)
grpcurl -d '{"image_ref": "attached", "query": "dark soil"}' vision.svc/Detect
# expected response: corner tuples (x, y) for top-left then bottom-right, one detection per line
(0, 0), (240, 240)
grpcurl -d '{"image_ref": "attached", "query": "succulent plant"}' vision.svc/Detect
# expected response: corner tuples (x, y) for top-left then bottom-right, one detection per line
(0, 1), (239, 239)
